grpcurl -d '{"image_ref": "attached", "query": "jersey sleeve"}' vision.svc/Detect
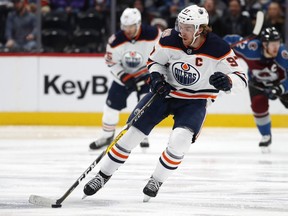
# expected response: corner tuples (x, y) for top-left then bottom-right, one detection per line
(104, 35), (126, 80)
(277, 46), (288, 93)
(223, 35), (243, 46)
(216, 49), (248, 93)
(223, 34), (249, 58)
(147, 39), (170, 76)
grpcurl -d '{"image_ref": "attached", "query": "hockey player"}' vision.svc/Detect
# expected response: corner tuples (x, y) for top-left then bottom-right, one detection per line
(89, 8), (161, 150)
(224, 27), (288, 151)
(83, 5), (247, 201)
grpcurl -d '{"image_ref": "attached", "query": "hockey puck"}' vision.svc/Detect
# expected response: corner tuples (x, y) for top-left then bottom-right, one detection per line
(51, 204), (62, 208)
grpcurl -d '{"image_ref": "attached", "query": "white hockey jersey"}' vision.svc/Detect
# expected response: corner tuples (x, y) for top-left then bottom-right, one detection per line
(105, 24), (161, 85)
(147, 29), (248, 100)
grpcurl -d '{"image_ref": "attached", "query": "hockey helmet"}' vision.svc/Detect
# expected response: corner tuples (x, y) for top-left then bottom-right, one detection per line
(177, 5), (209, 27)
(120, 8), (141, 28)
(260, 27), (281, 42)
(177, 5), (209, 45)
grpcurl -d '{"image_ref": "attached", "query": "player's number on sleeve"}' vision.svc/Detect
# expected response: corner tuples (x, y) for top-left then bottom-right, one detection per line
(226, 57), (238, 67)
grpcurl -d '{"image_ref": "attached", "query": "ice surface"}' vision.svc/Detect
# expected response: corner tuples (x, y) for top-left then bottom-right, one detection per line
(0, 126), (287, 216)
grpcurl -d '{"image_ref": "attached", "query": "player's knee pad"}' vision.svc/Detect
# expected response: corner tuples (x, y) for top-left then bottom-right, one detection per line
(167, 127), (194, 157)
(117, 126), (146, 151)
(102, 104), (120, 125)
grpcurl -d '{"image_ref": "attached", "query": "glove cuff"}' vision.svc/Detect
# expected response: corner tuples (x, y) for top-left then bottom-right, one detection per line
(150, 72), (163, 80)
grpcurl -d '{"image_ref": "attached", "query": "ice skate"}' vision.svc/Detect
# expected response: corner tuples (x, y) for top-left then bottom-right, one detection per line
(140, 137), (150, 148)
(83, 172), (111, 197)
(89, 134), (114, 150)
(259, 135), (271, 154)
(143, 176), (162, 202)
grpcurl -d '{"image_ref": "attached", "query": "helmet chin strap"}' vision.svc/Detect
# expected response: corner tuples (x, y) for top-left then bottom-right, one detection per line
(132, 23), (142, 39)
(134, 23), (141, 38)
(190, 25), (200, 47)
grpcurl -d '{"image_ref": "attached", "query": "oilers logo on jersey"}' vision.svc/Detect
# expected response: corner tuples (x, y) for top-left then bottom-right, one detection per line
(122, 51), (143, 68)
(172, 62), (200, 86)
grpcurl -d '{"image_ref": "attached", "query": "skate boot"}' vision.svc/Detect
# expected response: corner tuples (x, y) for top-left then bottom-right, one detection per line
(89, 134), (114, 150)
(259, 135), (272, 153)
(83, 171), (111, 197)
(143, 176), (162, 202)
(140, 137), (150, 148)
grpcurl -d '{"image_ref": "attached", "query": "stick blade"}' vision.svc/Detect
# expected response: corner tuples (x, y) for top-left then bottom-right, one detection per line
(252, 11), (264, 35)
(29, 195), (62, 208)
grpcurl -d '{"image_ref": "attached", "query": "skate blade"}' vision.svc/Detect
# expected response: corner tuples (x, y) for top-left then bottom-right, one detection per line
(261, 147), (271, 154)
(143, 195), (151, 203)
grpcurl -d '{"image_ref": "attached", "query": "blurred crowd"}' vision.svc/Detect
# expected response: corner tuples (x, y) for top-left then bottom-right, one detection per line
(0, 0), (286, 53)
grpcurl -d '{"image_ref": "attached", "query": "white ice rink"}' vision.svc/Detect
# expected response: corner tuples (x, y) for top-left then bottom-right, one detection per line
(0, 126), (287, 216)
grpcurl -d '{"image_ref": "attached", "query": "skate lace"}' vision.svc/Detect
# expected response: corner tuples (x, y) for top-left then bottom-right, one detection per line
(147, 178), (162, 192)
(88, 175), (105, 190)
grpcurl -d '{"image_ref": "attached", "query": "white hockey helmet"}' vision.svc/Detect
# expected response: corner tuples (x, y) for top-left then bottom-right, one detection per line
(177, 5), (209, 45)
(177, 5), (209, 27)
(120, 8), (141, 28)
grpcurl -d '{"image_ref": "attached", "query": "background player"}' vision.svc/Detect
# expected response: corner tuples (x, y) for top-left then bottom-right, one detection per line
(89, 8), (161, 150)
(83, 5), (247, 202)
(224, 27), (288, 152)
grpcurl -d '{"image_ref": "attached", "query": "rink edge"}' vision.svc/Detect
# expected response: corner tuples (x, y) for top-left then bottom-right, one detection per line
(0, 112), (287, 127)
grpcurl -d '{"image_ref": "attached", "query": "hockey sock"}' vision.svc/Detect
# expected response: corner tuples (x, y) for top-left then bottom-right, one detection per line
(118, 126), (146, 150)
(152, 127), (193, 182)
(100, 126), (146, 176)
(102, 105), (120, 137)
(102, 123), (116, 138)
(101, 143), (131, 176)
(153, 147), (184, 182)
(257, 123), (271, 136)
(254, 115), (271, 136)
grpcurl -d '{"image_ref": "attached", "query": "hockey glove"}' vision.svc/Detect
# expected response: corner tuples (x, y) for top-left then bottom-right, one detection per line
(209, 72), (232, 91)
(265, 84), (285, 100)
(120, 73), (137, 92)
(149, 72), (171, 97)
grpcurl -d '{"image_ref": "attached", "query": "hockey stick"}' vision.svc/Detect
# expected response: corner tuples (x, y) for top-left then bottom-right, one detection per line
(29, 93), (158, 208)
(230, 11), (264, 48)
(249, 82), (288, 102)
(249, 82), (283, 96)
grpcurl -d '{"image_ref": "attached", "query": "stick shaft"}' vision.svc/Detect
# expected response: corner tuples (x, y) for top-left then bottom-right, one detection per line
(230, 11), (264, 48)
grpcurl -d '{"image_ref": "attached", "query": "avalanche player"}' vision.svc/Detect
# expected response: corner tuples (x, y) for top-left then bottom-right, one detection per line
(89, 8), (161, 150)
(224, 27), (288, 151)
(83, 5), (247, 201)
